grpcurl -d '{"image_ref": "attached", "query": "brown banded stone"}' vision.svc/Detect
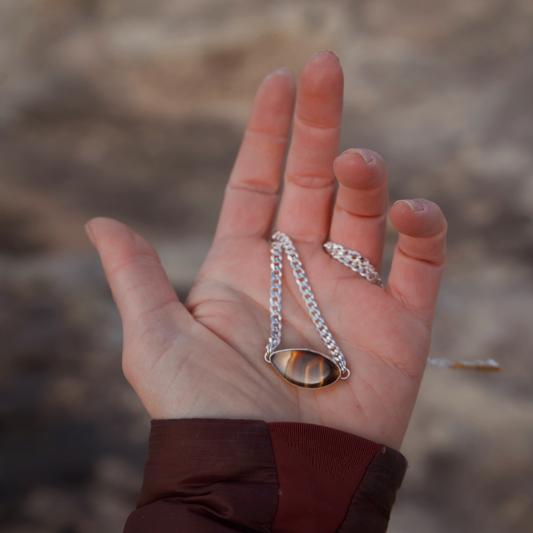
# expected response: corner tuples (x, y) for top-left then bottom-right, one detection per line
(270, 349), (341, 388)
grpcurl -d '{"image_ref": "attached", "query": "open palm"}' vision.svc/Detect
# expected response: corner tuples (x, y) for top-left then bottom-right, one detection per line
(87, 52), (446, 451)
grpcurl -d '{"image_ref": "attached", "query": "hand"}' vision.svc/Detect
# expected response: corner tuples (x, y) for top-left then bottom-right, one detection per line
(86, 51), (447, 450)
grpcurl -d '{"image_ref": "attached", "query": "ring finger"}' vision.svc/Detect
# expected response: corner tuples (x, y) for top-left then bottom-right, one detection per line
(329, 148), (389, 270)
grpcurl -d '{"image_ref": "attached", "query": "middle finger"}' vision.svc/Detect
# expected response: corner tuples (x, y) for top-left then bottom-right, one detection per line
(275, 51), (343, 243)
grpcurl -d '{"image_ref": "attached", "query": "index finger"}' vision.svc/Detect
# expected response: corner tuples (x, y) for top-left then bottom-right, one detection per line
(214, 68), (296, 241)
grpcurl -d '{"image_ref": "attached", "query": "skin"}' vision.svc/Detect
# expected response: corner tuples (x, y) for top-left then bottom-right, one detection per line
(85, 51), (447, 451)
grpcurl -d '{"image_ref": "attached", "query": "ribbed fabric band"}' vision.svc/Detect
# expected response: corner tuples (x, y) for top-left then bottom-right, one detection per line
(268, 422), (380, 533)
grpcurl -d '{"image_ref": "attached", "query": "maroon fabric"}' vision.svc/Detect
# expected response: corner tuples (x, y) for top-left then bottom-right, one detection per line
(125, 419), (279, 532)
(268, 422), (380, 533)
(124, 419), (407, 533)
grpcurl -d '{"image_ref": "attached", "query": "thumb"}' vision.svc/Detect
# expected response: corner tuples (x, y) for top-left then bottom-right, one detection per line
(85, 217), (189, 338)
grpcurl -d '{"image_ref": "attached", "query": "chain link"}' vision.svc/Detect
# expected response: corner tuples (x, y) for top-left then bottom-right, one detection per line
(265, 233), (384, 378)
(323, 242), (383, 287)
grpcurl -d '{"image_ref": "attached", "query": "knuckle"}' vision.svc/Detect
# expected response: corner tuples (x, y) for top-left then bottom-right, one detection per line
(296, 115), (339, 131)
(286, 172), (335, 189)
(109, 251), (161, 279)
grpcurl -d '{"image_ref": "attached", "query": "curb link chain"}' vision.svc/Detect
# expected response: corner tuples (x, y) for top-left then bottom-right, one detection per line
(323, 242), (383, 288)
(265, 232), (382, 379)
(264, 233), (503, 377)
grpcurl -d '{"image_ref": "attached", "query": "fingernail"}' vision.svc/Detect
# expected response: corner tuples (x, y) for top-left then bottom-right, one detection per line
(84, 222), (95, 245)
(394, 199), (426, 212)
(268, 67), (293, 78)
(314, 50), (340, 62)
(347, 148), (374, 164)
(325, 50), (340, 62)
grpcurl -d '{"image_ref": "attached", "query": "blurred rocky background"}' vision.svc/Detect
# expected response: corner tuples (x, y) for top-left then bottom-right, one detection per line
(0, 0), (532, 531)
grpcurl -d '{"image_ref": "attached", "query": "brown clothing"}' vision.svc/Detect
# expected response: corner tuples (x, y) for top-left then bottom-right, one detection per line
(124, 419), (407, 533)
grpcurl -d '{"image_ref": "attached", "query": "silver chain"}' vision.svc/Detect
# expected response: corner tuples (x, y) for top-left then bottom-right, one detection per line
(264, 232), (383, 379)
(264, 232), (502, 376)
(323, 242), (383, 287)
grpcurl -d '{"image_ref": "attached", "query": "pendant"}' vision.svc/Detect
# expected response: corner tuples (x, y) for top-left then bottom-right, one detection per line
(264, 232), (351, 390)
(269, 349), (341, 389)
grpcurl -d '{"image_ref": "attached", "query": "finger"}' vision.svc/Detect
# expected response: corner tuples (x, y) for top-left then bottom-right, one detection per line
(215, 68), (296, 240)
(329, 148), (389, 270)
(387, 199), (447, 326)
(85, 217), (189, 334)
(276, 50), (343, 243)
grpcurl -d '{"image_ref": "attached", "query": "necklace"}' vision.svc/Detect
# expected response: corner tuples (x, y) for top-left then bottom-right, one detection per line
(263, 232), (502, 386)
(264, 232), (382, 389)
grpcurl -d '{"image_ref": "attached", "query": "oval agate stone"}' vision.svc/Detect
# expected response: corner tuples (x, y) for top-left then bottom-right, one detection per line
(270, 349), (341, 388)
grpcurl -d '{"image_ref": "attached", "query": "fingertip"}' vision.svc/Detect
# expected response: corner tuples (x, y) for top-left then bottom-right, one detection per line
(264, 66), (295, 83)
(301, 50), (343, 85)
(260, 67), (296, 97)
(325, 50), (340, 62)
(85, 217), (137, 248)
(297, 50), (344, 127)
(393, 199), (427, 213)
(389, 199), (447, 238)
(86, 216), (128, 232)
(334, 148), (387, 190)
(309, 49), (341, 66)
(343, 148), (377, 165)
(248, 67), (296, 135)
(85, 218), (159, 266)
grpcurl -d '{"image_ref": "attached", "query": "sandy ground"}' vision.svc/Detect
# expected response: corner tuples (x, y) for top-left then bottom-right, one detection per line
(1, 1), (532, 531)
